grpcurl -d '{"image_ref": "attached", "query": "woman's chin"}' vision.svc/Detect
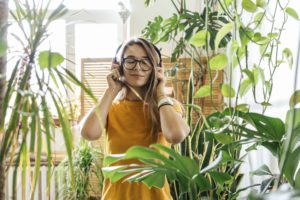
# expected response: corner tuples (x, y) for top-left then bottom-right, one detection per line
(126, 80), (147, 88)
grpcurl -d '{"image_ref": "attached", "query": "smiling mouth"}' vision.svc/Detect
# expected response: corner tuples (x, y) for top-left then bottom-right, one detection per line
(131, 74), (144, 77)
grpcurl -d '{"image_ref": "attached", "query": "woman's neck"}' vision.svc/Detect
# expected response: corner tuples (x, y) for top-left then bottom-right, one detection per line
(125, 87), (145, 101)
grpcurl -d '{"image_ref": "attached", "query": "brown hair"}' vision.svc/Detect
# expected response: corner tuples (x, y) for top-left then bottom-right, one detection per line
(116, 37), (162, 139)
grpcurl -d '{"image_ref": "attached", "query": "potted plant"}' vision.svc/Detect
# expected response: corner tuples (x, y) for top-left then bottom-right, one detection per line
(0, 0), (96, 199)
(102, 0), (300, 199)
(57, 140), (104, 200)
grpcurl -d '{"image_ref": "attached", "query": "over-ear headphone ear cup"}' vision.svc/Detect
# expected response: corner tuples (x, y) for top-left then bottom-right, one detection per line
(119, 64), (124, 75)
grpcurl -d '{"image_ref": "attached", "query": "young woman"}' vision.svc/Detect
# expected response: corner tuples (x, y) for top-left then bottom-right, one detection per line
(80, 37), (190, 200)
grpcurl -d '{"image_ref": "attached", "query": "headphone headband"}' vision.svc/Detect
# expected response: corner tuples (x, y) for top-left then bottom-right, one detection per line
(114, 38), (162, 67)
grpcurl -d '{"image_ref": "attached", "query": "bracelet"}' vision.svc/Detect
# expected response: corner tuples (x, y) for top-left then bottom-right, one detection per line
(158, 97), (174, 110)
(158, 103), (173, 110)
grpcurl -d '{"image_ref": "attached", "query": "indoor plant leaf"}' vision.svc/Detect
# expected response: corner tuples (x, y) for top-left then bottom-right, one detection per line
(38, 50), (64, 69)
(289, 90), (300, 108)
(194, 85), (211, 98)
(215, 22), (233, 49)
(209, 171), (232, 186)
(285, 7), (299, 20)
(283, 48), (294, 69)
(221, 83), (236, 98)
(251, 164), (273, 176)
(189, 29), (210, 47)
(209, 54), (228, 70)
(242, 0), (257, 13)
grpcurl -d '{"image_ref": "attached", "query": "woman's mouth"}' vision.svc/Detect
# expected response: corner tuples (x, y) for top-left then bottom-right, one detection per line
(130, 74), (144, 77)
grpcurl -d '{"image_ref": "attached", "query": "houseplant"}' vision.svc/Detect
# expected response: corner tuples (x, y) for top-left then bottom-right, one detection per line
(103, 0), (300, 199)
(57, 140), (103, 200)
(0, 0), (96, 199)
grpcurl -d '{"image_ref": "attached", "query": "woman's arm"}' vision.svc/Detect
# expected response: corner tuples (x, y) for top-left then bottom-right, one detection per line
(156, 67), (190, 144)
(158, 97), (190, 144)
(80, 64), (122, 140)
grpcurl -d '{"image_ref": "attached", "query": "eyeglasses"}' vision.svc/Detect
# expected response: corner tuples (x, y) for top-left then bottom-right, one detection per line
(122, 57), (152, 71)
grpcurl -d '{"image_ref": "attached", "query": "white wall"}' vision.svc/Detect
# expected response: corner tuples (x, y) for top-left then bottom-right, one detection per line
(128, 0), (200, 56)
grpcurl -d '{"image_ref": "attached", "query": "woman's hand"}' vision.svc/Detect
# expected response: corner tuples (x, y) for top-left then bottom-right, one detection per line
(107, 62), (123, 93)
(156, 66), (167, 99)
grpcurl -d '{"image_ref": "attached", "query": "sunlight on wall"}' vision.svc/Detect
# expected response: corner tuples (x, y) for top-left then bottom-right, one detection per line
(75, 23), (118, 59)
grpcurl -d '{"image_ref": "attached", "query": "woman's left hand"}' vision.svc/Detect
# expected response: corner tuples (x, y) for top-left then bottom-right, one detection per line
(156, 66), (166, 97)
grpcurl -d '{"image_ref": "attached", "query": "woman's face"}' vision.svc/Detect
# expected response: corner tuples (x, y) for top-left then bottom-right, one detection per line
(122, 44), (153, 89)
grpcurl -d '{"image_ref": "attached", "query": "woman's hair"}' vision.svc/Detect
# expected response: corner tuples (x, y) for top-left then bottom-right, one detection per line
(116, 37), (162, 139)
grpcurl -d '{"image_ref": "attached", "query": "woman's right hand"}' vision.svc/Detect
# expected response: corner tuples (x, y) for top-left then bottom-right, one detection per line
(107, 62), (123, 93)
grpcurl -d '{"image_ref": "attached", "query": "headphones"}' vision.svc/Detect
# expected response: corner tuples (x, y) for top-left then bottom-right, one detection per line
(113, 38), (162, 75)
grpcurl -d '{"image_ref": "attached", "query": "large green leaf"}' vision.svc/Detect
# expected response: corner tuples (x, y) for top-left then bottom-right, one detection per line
(221, 83), (235, 98)
(283, 147), (300, 185)
(251, 164), (272, 176)
(124, 146), (172, 164)
(209, 54), (228, 70)
(194, 85), (211, 98)
(285, 7), (299, 20)
(239, 79), (252, 97)
(289, 90), (300, 108)
(281, 108), (300, 185)
(223, 109), (285, 141)
(151, 144), (199, 176)
(254, 12), (265, 26)
(193, 174), (211, 192)
(283, 48), (294, 69)
(256, 0), (266, 8)
(102, 165), (134, 183)
(190, 30), (210, 47)
(215, 22), (233, 49)
(38, 51), (64, 69)
(242, 0), (257, 13)
(135, 171), (166, 189)
(242, 69), (255, 85)
(214, 133), (233, 144)
(209, 171), (232, 185)
(104, 154), (126, 166)
(243, 112), (285, 141)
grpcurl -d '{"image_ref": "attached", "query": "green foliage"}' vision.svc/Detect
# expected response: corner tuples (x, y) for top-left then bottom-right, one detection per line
(190, 30), (210, 47)
(58, 140), (104, 200)
(209, 53), (228, 70)
(194, 85), (211, 98)
(242, 0), (257, 13)
(221, 83), (235, 98)
(142, 2), (231, 65)
(102, 0), (300, 199)
(38, 51), (64, 69)
(0, 22), (9, 56)
(103, 144), (213, 198)
(285, 7), (299, 20)
(279, 99), (300, 188)
(1, 1), (97, 199)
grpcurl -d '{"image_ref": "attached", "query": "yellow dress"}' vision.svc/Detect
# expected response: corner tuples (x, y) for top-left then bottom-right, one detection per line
(102, 99), (181, 200)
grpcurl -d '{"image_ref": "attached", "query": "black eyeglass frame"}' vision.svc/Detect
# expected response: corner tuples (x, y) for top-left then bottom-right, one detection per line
(122, 57), (153, 71)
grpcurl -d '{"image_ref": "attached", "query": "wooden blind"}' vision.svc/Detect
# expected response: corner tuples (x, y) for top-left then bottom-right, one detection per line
(81, 58), (112, 118)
